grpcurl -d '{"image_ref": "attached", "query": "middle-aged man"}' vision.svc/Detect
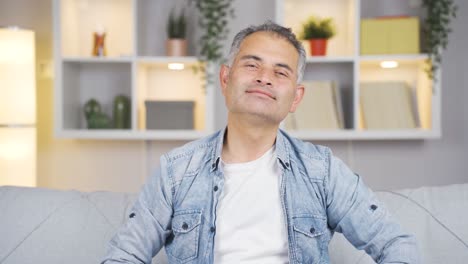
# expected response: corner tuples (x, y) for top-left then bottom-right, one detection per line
(102, 21), (420, 264)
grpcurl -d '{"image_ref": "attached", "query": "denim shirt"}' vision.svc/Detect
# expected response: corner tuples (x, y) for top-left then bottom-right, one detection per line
(102, 129), (420, 264)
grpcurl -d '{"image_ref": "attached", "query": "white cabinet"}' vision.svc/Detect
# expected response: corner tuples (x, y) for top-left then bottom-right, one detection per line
(53, 0), (440, 140)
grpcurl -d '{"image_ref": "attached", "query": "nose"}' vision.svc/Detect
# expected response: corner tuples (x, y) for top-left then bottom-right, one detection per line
(255, 68), (273, 86)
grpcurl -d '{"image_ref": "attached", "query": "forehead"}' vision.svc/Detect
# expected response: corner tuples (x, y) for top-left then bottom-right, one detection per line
(236, 31), (299, 69)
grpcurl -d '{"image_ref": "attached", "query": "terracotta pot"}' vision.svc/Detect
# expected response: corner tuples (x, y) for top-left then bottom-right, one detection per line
(166, 39), (187, 56)
(309, 38), (328, 56)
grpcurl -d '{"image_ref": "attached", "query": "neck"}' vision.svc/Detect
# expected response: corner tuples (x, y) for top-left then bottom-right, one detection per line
(222, 115), (278, 163)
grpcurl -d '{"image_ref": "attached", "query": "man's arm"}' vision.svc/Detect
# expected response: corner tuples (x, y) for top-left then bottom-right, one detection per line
(101, 157), (173, 264)
(325, 154), (420, 263)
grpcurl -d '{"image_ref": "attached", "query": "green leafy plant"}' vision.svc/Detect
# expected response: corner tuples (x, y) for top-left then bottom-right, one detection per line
(195, 0), (234, 63)
(192, 0), (236, 87)
(300, 16), (336, 40)
(422, 0), (457, 81)
(167, 8), (187, 39)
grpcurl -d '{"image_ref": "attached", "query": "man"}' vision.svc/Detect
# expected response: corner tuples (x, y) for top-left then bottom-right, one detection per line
(102, 22), (420, 264)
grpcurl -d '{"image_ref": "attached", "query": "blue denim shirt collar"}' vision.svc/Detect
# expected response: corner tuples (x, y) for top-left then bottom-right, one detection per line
(209, 127), (291, 172)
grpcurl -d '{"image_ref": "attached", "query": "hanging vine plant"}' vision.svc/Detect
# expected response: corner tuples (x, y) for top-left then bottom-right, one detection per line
(422, 0), (457, 82)
(191, 0), (236, 89)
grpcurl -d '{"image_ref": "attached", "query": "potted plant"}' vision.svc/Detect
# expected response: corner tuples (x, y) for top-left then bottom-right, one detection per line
(166, 8), (187, 56)
(422, 0), (457, 82)
(300, 16), (336, 56)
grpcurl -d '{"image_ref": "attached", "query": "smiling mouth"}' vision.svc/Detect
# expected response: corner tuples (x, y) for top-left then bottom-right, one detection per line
(246, 89), (276, 100)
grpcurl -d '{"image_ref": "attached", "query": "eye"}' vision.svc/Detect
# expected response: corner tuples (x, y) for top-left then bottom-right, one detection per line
(276, 71), (288, 77)
(246, 63), (257, 68)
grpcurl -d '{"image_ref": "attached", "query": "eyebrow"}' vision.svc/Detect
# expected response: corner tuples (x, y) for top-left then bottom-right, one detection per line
(240, 55), (294, 74)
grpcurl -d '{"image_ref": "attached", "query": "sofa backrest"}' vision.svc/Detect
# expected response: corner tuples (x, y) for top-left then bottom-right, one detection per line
(1, 183), (467, 264)
(329, 183), (468, 263)
(0, 186), (151, 264)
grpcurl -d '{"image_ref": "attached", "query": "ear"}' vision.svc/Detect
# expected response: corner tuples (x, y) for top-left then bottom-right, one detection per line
(289, 84), (305, 113)
(219, 64), (230, 95)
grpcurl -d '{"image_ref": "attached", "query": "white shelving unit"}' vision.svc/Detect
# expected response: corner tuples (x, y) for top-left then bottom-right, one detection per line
(275, 0), (441, 140)
(53, 0), (215, 140)
(53, 0), (441, 140)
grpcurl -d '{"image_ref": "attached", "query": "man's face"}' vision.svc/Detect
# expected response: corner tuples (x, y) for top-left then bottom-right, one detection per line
(220, 31), (304, 125)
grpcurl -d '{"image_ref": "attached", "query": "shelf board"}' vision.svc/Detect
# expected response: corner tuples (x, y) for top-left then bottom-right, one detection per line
(138, 56), (199, 64)
(62, 56), (133, 63)
(305, 56), (354, 63)
(287, 129), (440, 140)
(61, 56), (201, 64)
(138, 130), (209, 140)
(55, 129), (210, 140)
(359, 54), (429, 62)
(55, 129), (440, 141)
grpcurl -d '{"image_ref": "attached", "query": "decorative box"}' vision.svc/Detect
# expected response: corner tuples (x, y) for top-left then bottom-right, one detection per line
(145, 100), (194, 130)
(361, 17), (420, 55)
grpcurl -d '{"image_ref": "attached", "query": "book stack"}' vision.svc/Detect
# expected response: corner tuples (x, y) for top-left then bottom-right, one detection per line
(284, 81), (344, 130)
(360, 82), (418, 130)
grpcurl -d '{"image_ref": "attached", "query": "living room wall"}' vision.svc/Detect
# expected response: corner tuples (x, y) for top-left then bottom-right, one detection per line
(1, 0), (466, 193)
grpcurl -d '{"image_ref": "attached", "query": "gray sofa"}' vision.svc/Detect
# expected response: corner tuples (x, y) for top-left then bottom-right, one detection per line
(1, 183), (467, 263)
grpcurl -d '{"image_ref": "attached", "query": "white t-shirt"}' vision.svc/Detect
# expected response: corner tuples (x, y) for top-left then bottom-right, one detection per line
(213, 147), (289, 263)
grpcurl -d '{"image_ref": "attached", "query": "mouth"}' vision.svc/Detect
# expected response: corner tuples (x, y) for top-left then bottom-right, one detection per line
(246, 89), (276, 100)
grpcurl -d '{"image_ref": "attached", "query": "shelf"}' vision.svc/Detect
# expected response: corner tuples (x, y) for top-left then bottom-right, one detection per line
(61, 56), (200, 64)
(302, 62), (355, 129)
(53, 0), (440, 141)
(55, 129), (210, 141)
(61, 61), (132, 130)
(59, 0), (134, 58)
(54, 128), (440, 141)
(138, 56), (199, 64)
(359, 59), (433, 131)
(62, 56), (133, 63)
(360, 54), (429, 62)
(288, 129), (440, 140)
(305, 56), (354, 63)
(136, 61), (206, 131)
(281, 0), (357, 57)
(137, 0), (199, 57)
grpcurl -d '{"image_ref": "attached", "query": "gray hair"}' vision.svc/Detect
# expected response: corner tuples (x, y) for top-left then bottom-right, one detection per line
(227, 21), (306, 83)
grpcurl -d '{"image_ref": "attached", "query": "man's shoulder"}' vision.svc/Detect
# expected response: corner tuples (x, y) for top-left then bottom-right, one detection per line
(279, 129), (333, 179)
(163, 130), (221, 164)
(279, 129), (331, 161)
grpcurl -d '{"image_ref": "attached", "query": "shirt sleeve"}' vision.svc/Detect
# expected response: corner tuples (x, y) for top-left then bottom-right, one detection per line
(101, 156), (173, 264)
(325, 153), (421, 264)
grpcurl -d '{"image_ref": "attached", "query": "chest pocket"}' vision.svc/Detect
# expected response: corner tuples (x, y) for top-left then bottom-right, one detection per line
(292, 215), (328, 263)
(166, 210), (202, 263)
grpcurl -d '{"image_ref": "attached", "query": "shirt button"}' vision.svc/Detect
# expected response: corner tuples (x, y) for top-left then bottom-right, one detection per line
(310, 227), (315, 234)
(182, 223), (189, 230)
(210, 227), (216, 232)
(213, 186), (219, 192)
(370, 204), (378, 211)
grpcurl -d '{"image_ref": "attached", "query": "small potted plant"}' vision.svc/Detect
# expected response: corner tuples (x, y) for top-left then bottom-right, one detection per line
(300, 16), (336, 56)
(166, 8), (187, 56)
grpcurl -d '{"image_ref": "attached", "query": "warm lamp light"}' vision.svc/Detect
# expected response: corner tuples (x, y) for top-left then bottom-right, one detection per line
(0, 27), (36, 187)
(0, 128), (36, 186)
(168, 63), (185, 70)
(380, 61), (399, 69)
